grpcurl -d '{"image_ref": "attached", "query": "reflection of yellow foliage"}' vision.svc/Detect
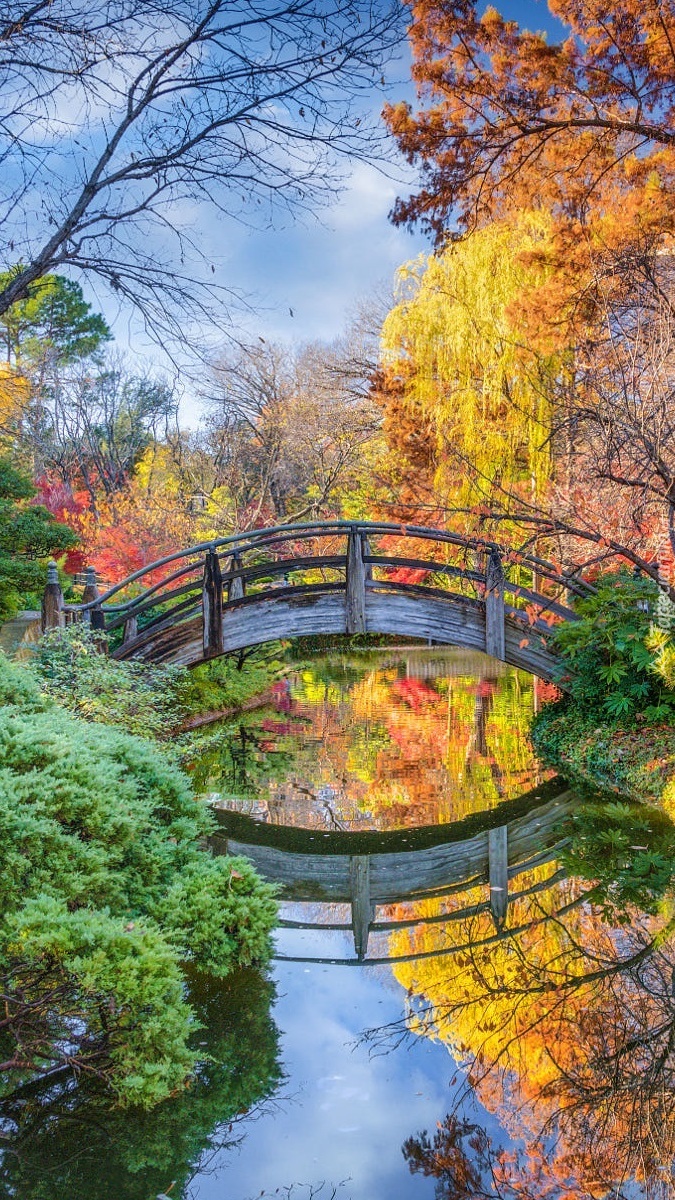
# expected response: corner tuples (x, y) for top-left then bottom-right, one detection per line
(350, 666), (545, 823)
(391, 876), (675, 1192)
(350, 670), (400, 721)
(296, 674), (343, 708)
(392, 871), (570, 1078)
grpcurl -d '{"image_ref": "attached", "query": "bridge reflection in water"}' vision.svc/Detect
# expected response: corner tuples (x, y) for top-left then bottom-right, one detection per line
(210, 781), (575, 963)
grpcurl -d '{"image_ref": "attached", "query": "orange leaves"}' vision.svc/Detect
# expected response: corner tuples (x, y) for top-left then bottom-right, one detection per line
(389, 0), (675, 242)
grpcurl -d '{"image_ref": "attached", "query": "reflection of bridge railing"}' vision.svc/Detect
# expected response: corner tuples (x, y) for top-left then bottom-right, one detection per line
(210, 783), (576, 962)
(41, 521), (590, 678)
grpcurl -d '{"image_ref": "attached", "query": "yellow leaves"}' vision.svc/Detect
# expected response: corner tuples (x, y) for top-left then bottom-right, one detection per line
(0, 363), (30, 433)
(380, 214), (559, 513)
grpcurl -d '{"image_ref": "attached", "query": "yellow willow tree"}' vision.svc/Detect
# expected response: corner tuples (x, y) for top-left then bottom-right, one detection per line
(0, 364), (30, 444)
(380, 213), (563, 521)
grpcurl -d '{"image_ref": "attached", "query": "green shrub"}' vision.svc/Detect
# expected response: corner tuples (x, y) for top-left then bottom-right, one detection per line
(0, 654), (277, 1108)
(551, 568), (675, 720)
(0, 458), (77, 620)
(35, 624), (186, 737)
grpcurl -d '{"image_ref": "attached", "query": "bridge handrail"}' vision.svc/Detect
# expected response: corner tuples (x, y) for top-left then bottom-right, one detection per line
(59, 519), (595, 617)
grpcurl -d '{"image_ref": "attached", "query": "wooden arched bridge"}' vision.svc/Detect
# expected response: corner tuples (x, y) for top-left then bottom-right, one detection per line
(42, 520), (591, 681)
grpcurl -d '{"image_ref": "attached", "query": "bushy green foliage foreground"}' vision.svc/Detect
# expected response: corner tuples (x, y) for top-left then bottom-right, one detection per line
(551, 568), (675, 720)
(532, 569), (675, 812)
(0, 653), (277, 1108)
(36, 625), (186, 737)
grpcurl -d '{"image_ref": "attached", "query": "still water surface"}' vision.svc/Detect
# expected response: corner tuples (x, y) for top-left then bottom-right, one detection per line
(3, 649), (675, 1199)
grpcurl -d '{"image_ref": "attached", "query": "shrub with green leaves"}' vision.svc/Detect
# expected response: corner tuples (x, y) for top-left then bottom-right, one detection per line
(0, 653), (277, 1108)
(551, 568), (675, 720)
(0, 458), (77, 621)
(35, 624), (186, 738)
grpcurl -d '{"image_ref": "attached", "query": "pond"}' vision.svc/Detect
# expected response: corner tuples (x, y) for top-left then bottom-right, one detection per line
(3, 648), (675, 1199)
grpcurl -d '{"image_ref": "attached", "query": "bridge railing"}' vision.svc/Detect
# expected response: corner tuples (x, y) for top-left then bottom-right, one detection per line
(41, 520), (592, 654)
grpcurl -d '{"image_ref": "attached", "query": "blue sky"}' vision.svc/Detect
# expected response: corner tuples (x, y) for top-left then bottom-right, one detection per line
(210, 0), (565, 350)
(86, 0), (566, 417)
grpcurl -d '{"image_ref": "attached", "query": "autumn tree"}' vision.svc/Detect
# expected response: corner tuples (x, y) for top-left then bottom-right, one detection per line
(378, 213), (559, 528)
(452, 245), (675, 593)
(205, 338), (379, 527)
(385, 0), (675, 241)
(26, 355), (178, 504)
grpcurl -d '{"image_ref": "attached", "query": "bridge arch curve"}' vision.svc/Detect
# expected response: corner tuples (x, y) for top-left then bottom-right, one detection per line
(48, 520), (586, 683)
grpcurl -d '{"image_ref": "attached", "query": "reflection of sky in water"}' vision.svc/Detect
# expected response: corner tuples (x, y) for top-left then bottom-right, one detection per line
(183, 653), (556, 1196)
(191, 927), (506, 1200)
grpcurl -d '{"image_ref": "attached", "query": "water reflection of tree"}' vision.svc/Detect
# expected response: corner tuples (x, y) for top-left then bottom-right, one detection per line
(189, 660), (546, 830)
(0, 967), (282, 1200)
(188, 718), (303, 799)
(374, 804), (675, 1197)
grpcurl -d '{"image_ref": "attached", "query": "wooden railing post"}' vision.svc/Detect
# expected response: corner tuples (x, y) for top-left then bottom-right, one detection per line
(488, 825), (509, 929)
(122, 614), (138, 645)
(485, 548), (505, 661)
(349, 855), (374, 960)
(345, 527), (368, 634)
(41, 561), (64, 632)
(82, 564), (107, 641)
(226, 551), (245, 602)
(80, 566), (98, 627)
(203, 548), (224, 658)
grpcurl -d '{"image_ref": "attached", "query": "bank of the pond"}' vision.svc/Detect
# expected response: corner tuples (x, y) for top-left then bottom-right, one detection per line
(532, 704), (675, 812)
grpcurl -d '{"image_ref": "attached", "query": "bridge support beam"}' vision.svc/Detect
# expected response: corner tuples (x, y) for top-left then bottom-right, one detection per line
(350, 855), (375, 960)
(203, 549), (224, 658)
(485, 549), (505, 661)
(345, 529), (370, 634)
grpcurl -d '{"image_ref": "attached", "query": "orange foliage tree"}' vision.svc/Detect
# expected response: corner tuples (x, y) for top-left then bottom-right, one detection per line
(385, 0), (675, 244)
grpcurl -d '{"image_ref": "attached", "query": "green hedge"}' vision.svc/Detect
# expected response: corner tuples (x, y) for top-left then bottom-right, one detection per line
(0, 653), (277, 1108)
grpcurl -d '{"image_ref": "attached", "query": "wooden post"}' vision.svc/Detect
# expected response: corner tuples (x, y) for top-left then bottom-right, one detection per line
(81, 566), (98, 627)
(41, 561), (64, 632)
(203, 548), (224, 658)
(349, 855), (374, 960)
(225, 551), (245, 602)
(488, 825), (509, 929)
(345, 527), (368, 634)
(485, 549), (505, 661)
(122, 615), (138, 645)
(82, 564), (106, 642)
(81, 566), (99, 608)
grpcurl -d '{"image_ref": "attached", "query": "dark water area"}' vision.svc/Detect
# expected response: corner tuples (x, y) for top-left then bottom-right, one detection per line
(3, 649), (675, 1199)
